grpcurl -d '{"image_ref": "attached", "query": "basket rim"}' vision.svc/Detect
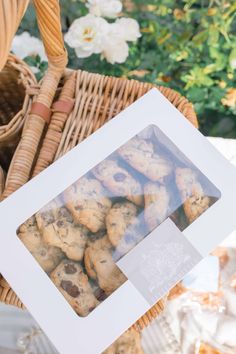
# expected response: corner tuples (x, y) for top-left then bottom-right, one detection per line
(0, 54), (37, 139)
(3, 53), (37, 87)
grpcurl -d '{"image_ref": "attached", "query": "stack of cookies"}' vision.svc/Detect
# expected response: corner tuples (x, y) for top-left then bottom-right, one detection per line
(18, 133), (215, 317)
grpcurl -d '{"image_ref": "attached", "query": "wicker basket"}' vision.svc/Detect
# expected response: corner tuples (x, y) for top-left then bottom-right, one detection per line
(0, 0), (198, 331)
(33, 70), (198, 173)
(0, 54), (37, 170)
(1, 71), (198, 331)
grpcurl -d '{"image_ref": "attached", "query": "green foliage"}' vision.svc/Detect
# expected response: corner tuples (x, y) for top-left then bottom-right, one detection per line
(19, 0), (236, 137)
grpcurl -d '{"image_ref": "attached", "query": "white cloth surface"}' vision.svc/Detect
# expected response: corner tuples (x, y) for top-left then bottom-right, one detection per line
(0, 304), (34, 351)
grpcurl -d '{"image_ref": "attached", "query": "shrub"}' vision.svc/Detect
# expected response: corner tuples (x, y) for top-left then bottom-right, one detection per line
(19, 0), (236, 137)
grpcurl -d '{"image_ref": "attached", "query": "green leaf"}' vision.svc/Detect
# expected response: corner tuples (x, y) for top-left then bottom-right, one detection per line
(210, 117), (235, 136)
(205, 48), (227, 72)
(192, 30), (208, 45)
(18, 0), (236, 138)
(24, 56), (37, 66)
(182, 67), (214, 89)
(208, 26), (219, 46)
(187, 87), (208, 102)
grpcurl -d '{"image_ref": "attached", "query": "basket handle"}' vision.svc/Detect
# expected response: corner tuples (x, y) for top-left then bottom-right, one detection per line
(0, 0), (67, 71)
(3, 0), (68, 197)
(33, 0), (67, 71)
(0, 0), (30, 71)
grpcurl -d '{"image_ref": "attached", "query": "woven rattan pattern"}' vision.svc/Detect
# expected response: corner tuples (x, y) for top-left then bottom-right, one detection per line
(0, 55), (37, 170)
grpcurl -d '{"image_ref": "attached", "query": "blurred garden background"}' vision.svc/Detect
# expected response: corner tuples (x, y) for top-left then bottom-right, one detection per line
(16, 0), (236, 137)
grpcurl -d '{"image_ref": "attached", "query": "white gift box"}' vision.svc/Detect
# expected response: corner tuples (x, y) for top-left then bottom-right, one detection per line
(0, 89), (236, 354)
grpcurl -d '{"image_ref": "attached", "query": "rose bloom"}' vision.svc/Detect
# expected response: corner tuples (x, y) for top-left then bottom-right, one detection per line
(65, 13), (141, 65)
(111, 18), (141, 42)
(102, 37), (129, 64)
(65, 14), (109, 58)
(12, 32), (47, 61)
(101, 17), (141, 64)
(86, 0), (122, 18)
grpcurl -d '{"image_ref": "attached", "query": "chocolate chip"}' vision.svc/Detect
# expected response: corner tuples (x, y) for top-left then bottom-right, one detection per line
(42, 212), (54, 224)
(64, 263), (77, 274)
(57, 220), (64, 227)
(59, 208), (69, 218)
(61, 210), (73, 222)
(40, 249), (47, 257)
(94, 288), (107, 301)
(114, 173), (126, 182)
(61, 280), (72, 291)
(68, 285), (80, 298)
(61, 280), (80, 298)
(100, 292), (107, 301)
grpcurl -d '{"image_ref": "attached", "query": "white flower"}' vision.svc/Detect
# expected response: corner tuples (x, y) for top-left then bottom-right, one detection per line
(100, 17), (141, 64)
(11, 32), (47, 61)
(102, 37), (129, 64)
(229, 48), (236, 70)
(65, 14), (141, 64)
(86, 0), (122, 18)
(111, 18), (141, 42)
(230, 59), (236, 70)
(65, 14), (109, 58)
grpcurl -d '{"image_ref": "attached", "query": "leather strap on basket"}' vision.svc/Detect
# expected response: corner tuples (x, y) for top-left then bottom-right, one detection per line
(30, 102), (52, 124)
(52, 99), (75, 114)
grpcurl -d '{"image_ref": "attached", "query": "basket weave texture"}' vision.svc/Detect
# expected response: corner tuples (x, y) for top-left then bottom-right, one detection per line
(34, 70), (198, 173)
(0, 55), (37, 170)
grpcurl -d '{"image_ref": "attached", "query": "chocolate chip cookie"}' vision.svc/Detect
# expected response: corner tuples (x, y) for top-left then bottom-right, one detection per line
(106, 201), (142, 256)
(36, 203), (89, 261)
(103, 328), (144, 354)
(18, 216), (64, 274)
(175, 167), (210, 223)
(118, 136), (172, 182)
(51, 259), (99, 317)
(144, 182), (170, 231)
(92, 159), (143, 206)
(84, 235), (127, 295)
(63, 177), (112, 233)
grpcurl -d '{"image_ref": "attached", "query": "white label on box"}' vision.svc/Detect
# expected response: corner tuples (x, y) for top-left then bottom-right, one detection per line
(117, 218), (202, 305)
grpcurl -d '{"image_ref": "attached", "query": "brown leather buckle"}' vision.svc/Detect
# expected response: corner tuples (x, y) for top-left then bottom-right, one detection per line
(30, 102), (52, 124)
(52, 99), (75, 115)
